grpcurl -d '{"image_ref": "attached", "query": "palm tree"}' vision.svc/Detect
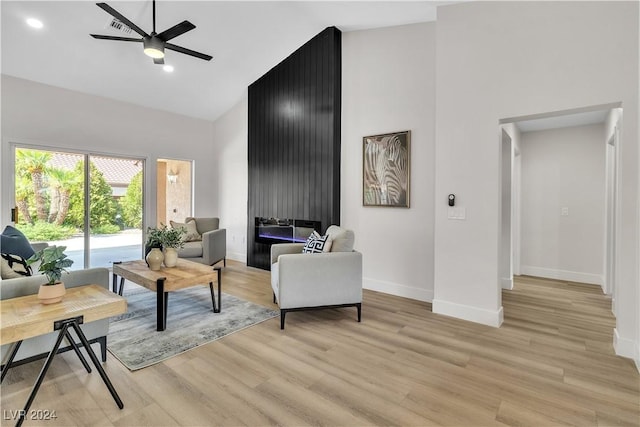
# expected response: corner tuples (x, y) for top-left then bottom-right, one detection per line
(15, 175), (33, 224)
(16, 149), (51, 221)
(48, 168), (79, 225)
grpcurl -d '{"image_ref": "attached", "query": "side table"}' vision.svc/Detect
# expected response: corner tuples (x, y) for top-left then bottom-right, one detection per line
(0, 285), (127, 427)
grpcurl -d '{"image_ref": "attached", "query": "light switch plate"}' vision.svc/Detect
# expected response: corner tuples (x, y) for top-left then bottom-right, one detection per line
(448, 207), (466, 220)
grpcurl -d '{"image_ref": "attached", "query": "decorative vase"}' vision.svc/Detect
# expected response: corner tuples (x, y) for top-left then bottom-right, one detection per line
(163, 248), (178, 268)
(38, 282), (66, 304)
(146, 247), (164, 271)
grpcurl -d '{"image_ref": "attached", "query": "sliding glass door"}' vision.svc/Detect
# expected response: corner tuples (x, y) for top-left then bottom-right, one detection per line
(13, 146), (144, 269)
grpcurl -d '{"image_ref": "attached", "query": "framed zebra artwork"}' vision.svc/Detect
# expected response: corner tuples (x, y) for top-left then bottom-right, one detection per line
(363, 130), (410, 207)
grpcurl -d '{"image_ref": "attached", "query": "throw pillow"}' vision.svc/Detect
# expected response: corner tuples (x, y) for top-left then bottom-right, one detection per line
(302, 231), (333, 254)
(170, 219), (201, 242)
(325, 225), (355, 252)
(1, 253), (33, 279)
(1, 225), (36, 259)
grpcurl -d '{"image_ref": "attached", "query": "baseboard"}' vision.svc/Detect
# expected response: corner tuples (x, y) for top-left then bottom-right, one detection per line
(501, 277), (513, 290)
(520, 265), (603, 286)
(614, 328), (640, 372)
(432, 299), (503, 327)
(227, 252), (246, 263)
(363, 277), (433, 302)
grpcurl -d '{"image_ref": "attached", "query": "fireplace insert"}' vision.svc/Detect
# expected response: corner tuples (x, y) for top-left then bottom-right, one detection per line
(255, 217), (321, 244)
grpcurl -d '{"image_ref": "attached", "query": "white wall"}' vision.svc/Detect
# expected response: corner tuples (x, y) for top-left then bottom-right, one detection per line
(1, 75), (217, 229)
(433, 0), (639, 363)
(341, 22), (436, 301)
(519, 124), (606, 285)
(212, 96), (248, 262)
(212, 22), (437, 301)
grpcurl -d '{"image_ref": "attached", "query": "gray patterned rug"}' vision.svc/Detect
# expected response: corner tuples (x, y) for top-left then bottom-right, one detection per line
(108, 286), (279, 370)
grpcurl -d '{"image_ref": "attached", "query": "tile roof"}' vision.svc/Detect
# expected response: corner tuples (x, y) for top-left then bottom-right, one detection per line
(48, 154), (142, 186)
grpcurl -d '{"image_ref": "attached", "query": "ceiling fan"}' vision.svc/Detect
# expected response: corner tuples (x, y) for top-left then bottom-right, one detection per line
(90, 0), (212, 65)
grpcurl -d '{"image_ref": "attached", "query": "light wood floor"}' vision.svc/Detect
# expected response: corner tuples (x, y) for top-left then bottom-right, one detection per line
(2, 262), (638, 426)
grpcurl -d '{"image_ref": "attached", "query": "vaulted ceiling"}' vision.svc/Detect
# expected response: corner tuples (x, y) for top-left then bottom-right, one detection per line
(1, 1), (456, 122)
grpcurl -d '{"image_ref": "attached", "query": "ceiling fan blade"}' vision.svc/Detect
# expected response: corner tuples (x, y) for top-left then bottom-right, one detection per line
(96, 3), (148, 37)
(153, 57), (165, 65)
(90, 34), (142, 42)
(165, 43), (212, 61)
(157, 20), (196, 42)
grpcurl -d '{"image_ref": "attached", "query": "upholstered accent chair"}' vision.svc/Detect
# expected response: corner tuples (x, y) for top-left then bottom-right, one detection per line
(176, 217), (226, 266)
(270, 225), (363, 329)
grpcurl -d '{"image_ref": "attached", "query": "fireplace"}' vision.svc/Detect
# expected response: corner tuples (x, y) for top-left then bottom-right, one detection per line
(255, 217), (321, 245)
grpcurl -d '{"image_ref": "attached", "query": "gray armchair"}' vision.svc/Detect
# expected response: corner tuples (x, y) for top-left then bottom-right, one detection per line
(270, 225), (362, 329)
(176, 217), (226, 266)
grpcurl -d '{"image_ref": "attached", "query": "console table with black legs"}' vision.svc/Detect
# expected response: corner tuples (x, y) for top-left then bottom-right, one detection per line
(0, 285), (127, 427)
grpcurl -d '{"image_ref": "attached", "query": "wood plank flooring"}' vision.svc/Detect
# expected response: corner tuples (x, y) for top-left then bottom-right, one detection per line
(2, 263), (638, 426)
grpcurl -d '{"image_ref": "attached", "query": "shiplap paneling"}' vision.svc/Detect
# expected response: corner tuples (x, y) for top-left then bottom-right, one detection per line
(247, 27), (342, 270)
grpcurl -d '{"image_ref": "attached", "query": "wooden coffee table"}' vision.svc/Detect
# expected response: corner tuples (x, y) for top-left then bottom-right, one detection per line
(112, 258), (222, 331)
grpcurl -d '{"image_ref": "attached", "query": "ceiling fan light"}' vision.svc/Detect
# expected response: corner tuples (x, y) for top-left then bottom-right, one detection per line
(144, 47), (164, 59)
(143, 36), (165, 59)
(26, 18), (44, 29)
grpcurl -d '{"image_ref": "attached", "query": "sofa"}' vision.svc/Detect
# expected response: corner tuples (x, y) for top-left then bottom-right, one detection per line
(0, 266), (111, 366)
(174, 217), (226, 266)
(270, 225), (363, 329)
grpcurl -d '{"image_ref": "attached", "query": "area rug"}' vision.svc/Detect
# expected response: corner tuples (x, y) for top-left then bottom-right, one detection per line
(107, 286), (279, 370)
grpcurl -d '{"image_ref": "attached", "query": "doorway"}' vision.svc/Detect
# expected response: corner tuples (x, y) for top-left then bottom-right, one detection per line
(499, 104), (620, 299)
(157, 158), (193, 226)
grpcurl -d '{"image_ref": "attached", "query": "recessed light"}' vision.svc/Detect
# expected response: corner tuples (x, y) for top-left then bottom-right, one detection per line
(26, 18), (44, 29)
(163, 65), (174, 73)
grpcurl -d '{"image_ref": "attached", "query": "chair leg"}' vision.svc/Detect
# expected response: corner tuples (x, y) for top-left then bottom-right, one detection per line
(273, 292), (276, 304)
(280, 310), (286, 330)
(356, 303), (362, 322)
(224, 257), (226, 267)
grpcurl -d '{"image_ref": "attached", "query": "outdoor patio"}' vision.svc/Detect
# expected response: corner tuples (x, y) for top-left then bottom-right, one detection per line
(48, 229), (143, 270)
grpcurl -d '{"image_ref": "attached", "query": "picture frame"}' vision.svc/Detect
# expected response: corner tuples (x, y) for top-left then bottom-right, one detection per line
(363, 130), (410, 208)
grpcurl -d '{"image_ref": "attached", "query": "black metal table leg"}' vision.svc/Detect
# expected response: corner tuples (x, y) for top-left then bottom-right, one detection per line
(156, 278), (167, 331)
(69, 322), (123, 410)
(17, 321), (72, 427)
(112, 261), (121, 294)
(164, 292), (169, 327)
(0, 340), (22, 383)
(118, 277), (125, 296)
(64, 331), (91, 373)
(209, 267), (222, 313)
(209, 282), (219, 313)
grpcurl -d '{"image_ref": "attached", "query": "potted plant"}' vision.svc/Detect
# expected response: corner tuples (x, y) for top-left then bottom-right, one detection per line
(160, 224), (186, 268)
(145, 226), (165, 270)
(28, 245), (74, 304)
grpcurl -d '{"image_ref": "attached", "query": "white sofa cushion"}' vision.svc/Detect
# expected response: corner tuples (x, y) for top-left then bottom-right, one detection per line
(325, 225), (355, 252)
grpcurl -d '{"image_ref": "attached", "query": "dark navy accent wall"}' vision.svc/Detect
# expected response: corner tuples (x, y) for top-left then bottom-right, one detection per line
(247, 27), (342, 270)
